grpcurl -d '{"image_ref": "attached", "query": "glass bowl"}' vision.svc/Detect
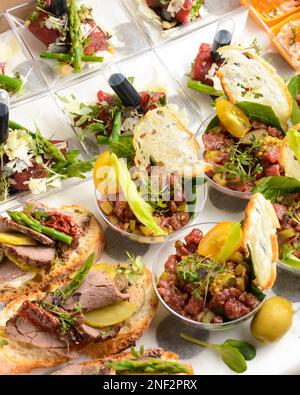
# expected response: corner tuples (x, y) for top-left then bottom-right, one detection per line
(94, 182), (207, 244)
(152, 222), (270, 331)
(277, 260), (300, 277)
(197, 114), (252, 200)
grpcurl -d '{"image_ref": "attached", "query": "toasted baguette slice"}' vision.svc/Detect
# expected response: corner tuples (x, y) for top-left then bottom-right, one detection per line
(0, 267), (158, 374)
(52, 348), (194, 375)
(133, 107), (209, 177)
(243, 193), (280, 290)
(217, 46), (292, 130)
(0, 205), (105, 304)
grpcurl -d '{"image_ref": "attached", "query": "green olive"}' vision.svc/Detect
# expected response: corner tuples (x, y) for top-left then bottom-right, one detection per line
(251, 296), (293, 343)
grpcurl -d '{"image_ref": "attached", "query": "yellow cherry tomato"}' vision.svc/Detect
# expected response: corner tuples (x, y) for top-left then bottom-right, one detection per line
(93, 151), (119, 194)
(216, 98), (251, 139)
(197, 221), (243, 262)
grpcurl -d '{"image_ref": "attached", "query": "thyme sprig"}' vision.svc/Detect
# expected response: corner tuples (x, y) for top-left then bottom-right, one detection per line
(215, 135), (263, 183)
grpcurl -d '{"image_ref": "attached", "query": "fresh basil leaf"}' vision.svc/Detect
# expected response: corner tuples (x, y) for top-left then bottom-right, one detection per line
(253, 176), (300, 202)
(219, 346), (247, 373)
(287, 75), (300, 125)
(223, 340), (256, 361)
(206, 115), (220, 131)
(237, 101), (283, 131)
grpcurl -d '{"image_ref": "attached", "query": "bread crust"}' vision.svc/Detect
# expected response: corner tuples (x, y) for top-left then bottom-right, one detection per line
(0, 267), (158, 374)
(243, 193), (279, 290)
(0, 205), (105, 304)
(217, 45), (292, 130)
(53, 349), (194, 375)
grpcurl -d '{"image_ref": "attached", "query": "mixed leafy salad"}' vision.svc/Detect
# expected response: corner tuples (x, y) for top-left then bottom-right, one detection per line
(26, 0), (111, 74)
(63, 83), (167, 144)
(0, 120), (93, 201)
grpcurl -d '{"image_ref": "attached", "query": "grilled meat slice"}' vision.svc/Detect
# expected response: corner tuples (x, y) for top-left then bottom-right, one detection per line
(0, 216), (55, 246)
(63, 270), (129, 312)
(0, 244), (56, 271)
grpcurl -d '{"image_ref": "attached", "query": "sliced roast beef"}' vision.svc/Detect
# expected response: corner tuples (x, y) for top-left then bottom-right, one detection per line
(0, 258), (26, 283)
(0, 244), (56, 271)
(0, 216), (55, 246)
(53, 364), (115, 375)
(63, 270), (129, 312)
(6, 316), (68, 356)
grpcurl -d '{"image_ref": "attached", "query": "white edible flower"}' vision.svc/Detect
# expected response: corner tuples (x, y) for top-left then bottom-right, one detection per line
(27, 178), (48, 195)
(4, 129), (35, 165)
(4, 159), (31, 175)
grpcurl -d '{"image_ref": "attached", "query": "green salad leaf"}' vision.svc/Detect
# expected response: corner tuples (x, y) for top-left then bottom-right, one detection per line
(206, 115), (220, 131)
(253, 176), (300, 202)
(109, 137), (134, 161)
(111, 154), (167, 236)
(223, 339), (256, 361)
(286, 128), (300, 163)
(237, 102), (283, 131)
(288, 75), (300, 125)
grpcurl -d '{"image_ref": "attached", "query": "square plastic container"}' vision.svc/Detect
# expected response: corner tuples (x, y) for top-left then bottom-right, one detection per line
(121, 0), (244, 45)
(7, 0), (151, 90)
(0, 92), (91, 208)
(53, 49), (202, 158)
(156, 8), (294, 121)
(0, 12), (47, 104)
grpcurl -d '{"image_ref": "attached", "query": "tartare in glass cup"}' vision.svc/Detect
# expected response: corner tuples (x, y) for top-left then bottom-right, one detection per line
(94, 161), (208, 244)
(93, 106), (209, 244)
(198, 100), (287, 200)
(152, 193), (279, 330)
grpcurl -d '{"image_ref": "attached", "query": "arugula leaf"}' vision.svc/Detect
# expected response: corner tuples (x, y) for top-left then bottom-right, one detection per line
(288, 75), (300, 125)
(206, 115), (220, 131)
(253, 176), (300, 202)
(237, 102), (283, 131)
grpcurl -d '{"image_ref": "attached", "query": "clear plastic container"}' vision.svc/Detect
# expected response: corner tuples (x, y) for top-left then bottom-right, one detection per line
(54, 49), (203, 158)
(197, 114), (252, 200)
(95, 184), (207, 244)
(153, 222), (269, 330)
(2, 92), (91, 206)
(0, 13), (47, 104)
(155, 9), (251, 120)
(7, 0), (151, 89)
(121, 0), (244, 46)
(277, 260), (300, 277)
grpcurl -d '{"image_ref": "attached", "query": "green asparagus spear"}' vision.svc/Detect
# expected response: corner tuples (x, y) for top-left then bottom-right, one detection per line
(7, 211), (73, 245)
(0, 74), (23, 92)
(109, 110), (122, 143)
(105, 358), (190, 374)
(59, 253), (95, 300)
(40, 51), (104, 63)
(187, 79), (223, 97)
(69, 0), (83, 73)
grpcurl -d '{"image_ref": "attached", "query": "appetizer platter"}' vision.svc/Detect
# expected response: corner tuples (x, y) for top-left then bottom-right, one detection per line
(7, 0), (150, 87)
(0, 0), (300, 376)
(122, 0), (244, 44)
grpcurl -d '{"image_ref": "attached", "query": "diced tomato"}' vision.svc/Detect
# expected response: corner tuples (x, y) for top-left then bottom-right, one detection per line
(28, 12), (61, 47)
(97, 90), (112, 104)
(175, 0), (194, 24)
(192, 43), (214, 85)
(12, 162), (49, 191)
(139, 91), (166, 112)
(83, 21), (109, 55)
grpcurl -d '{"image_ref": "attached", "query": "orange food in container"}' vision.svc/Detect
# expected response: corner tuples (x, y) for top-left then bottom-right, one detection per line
(240, 0), (300, 27)
(270, 12), (300, 70)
